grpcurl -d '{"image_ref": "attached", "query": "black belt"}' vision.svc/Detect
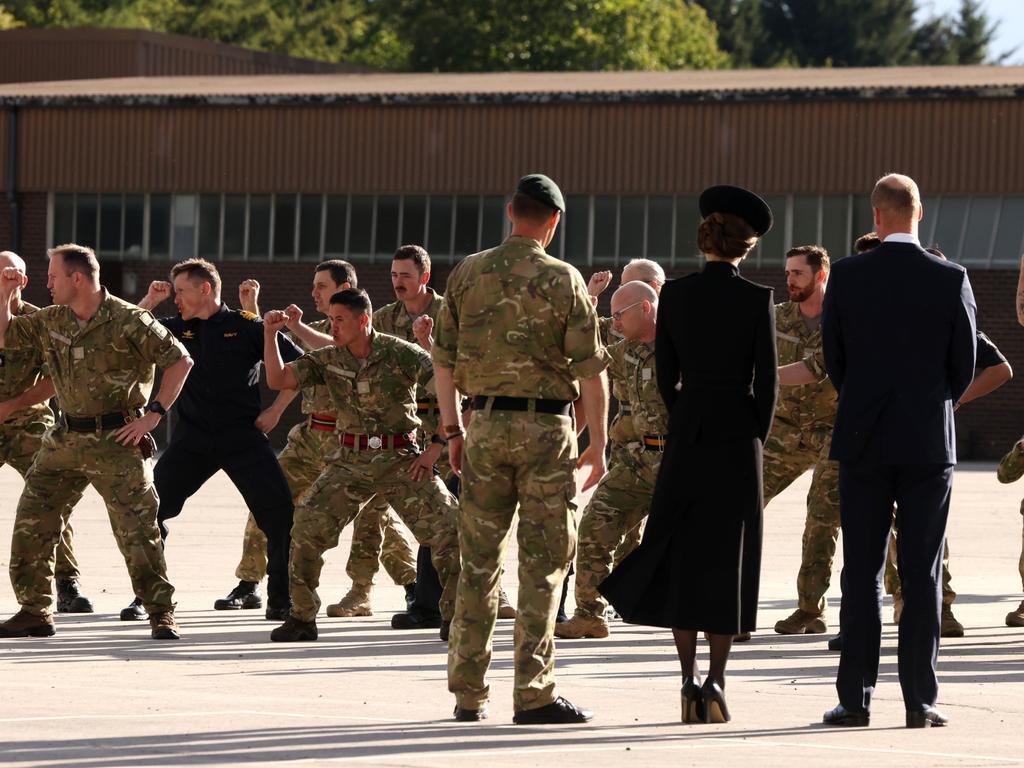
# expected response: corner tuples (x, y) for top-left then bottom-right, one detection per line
(63, 411), (131, 432)
(472, 396), (572, 416)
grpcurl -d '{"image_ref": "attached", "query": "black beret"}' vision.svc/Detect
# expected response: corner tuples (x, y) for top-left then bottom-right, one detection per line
(699, 185), (773, 237)
(516, 174), (565, 213)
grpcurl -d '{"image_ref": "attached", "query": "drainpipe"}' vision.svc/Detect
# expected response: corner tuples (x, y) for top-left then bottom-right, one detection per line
(4, 107), (17, 252)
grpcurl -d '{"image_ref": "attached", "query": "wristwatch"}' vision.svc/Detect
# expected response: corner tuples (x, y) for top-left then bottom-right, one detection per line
(147, 400), (167, 417)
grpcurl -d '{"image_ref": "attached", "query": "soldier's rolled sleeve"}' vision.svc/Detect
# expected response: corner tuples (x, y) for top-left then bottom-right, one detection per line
(997, 443), (1024, 484)
(129, 311), (187, 369)
(410, 346), (435, 389)
(432, 302), (458, 369)
(289, 350), (327, 389)
(564, 273), (610, 380)
(4, 313), (44, 350)
(802, 348), (827, 380)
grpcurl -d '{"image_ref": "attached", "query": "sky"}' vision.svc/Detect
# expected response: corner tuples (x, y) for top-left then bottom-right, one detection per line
(917, 0), (1024, 64)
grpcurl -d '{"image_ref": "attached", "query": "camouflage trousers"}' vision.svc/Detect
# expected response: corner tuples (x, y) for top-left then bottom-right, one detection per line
(289, 445), (459, 622)
(10, 427), (174, 616)
(449, 409), (578, 712)
(0, 418), (81, 582)
(884, 515), (955, 605)
(572, 441), (656, 619)
(763, 420), (841, 616)
(233, 421), (417, 588)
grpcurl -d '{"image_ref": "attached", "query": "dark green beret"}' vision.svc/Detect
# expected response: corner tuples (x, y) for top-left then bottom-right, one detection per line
(516, 174), (565, 213)
(699, 185), (773, 237)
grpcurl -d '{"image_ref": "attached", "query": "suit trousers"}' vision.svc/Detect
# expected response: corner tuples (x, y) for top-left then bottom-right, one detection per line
(837, 460), (952, 714)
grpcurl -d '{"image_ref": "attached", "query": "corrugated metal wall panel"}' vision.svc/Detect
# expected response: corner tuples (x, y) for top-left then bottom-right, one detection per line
(13, 99), (1024, 195)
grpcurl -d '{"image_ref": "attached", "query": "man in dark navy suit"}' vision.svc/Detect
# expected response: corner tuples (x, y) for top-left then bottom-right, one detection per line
(820, 174), (976, 729)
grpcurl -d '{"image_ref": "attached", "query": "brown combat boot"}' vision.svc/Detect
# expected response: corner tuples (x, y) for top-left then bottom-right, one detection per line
(554, 614), (610, 639)
(0, 609), (55, 638)
(774, 609), (827, 635)
(326, 584), (373, 617)
(497, 587), (517, 619)
(1005, 600), (1024, 627)
(149, 611), (180, 640)
(940, 605), (964, 638)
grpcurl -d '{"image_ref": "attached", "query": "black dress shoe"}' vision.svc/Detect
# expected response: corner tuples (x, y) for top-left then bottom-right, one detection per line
(120, 597), (146, 621)
(681, 676), (704, 723)
(214, 580), (262, 610)
(822, 704), (870, 727)
(56, 580), (94, 613)
(701, 679), (730, 723)
(270, 617), (318, 642)
(453, 705), (488, 721)
(827, 634), (843, 651)
(907, 706), (948, 728)
(513, 696), (593, 725)
(391, 610), (442, 630)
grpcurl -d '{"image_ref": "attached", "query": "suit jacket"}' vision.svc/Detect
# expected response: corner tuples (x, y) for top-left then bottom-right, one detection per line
(821, 241), (977, 465)
(656, 261), (777, 445)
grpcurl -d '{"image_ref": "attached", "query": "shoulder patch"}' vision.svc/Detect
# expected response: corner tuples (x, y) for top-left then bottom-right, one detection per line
(239, 311), (259, 321)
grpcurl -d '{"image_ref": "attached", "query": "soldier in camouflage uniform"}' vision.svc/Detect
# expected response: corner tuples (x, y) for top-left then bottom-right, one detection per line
(0, 244), (192, 640)
(765, 246), (843, 636)
(0, 251), (93, 614)
(261, 288), (460, 643)
(435, 174), (610, 724)
(998, 436), (1024, 627)
(555, 281), (666, 640)
(223, 265), (416, 617)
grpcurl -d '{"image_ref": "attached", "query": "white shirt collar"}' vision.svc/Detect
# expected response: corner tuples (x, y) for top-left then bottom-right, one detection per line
(883, 232), (921, 246)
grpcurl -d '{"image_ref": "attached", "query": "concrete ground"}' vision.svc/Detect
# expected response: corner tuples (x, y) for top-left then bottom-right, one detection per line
(0, 462), (1023, 767)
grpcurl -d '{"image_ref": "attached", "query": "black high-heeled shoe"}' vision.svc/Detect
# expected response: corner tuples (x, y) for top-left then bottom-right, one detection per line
(701, 678), (731, 723)
(681, 676), (703, 723)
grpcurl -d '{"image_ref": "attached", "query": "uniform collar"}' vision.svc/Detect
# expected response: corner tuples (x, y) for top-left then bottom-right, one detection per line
(208, 302), (230, 323)
(341, 330), (384, 367)
(703, 260), (740, 277)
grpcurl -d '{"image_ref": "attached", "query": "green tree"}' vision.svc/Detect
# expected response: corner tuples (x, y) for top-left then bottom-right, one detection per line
(697, 0), (777, 67)
(0, 3), (22, 28)
(951, 0), (999, 63)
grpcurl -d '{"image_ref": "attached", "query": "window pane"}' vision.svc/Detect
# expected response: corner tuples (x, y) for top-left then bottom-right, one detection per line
(273, 195), (296, 260)
(149, 195), (170, 258)
(481, 196), (505, 249)
(427, 196), (452, 259)
(198, 194), (220, 259)
(349, 196), (373, 256)
(124, 195), (144, 257)
(821, 196), (848, 262)
(299, 195), (323, 261)
(593, 197), (617, 264)
(647, 196), (673, 262)
(563, 195), (590, 264)
(755, 195), (787, 268)
(375, 195), (400, 258)
(993, 198), (1024, 267)
(454, 196), (480, 256)
(931, 197), (968, 257)
(961, 198), (1000, 265)
(324, 195), (347, 256)
(223, 195), (246, 260)
(249, 195), (271, 261)
(401, 196), (426, 247)
(53, 194), (74, 245)
(172, 194), (196, 261)
(76, 195), (97, 251)
(99, 195), (121, 256)
(618, 197), (645, 265)
(792, 195), (819, 251)
(674, 196), (701, 266)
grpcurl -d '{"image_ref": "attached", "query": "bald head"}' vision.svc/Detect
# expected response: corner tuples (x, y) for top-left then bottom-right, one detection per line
(871, 173), (921, 229)
(610, 280), (658, 342)
(0, 251), (26, 272)
(613, 280), (658, 307)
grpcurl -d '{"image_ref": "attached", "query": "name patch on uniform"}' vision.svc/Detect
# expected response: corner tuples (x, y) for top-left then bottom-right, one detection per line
(73, 347), (85, 360)
(642, 367), (652, 381)
(326, 364), (355, 379)
(49, 330), (71, 345)
(182, 330), (195, 340)
(777, 332), (800, 344)
(624, 354), (639, 366)
(224, 332), (238, 338)
(357, 381), (371, 394)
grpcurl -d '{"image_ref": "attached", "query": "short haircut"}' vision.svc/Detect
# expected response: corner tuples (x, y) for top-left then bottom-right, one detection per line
(511, 192), (557, 224)
(786, 245), (830, 276)
(870, 173), (920, 219)
(393, 244), (431, 275)
(623, 258), (666, 286)
(329, 287), (372, 317)
(48, 243), (99, 280)
(316, 259), (358, 289)
(854, 232), (881, 253)
(171, 258), (222, 295)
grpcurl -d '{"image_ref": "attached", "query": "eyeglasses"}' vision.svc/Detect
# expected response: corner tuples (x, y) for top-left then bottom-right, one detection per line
(611, 300), (645, 322)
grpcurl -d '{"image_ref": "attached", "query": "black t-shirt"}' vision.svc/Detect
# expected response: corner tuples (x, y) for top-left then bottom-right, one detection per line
(159, 303), (302, 437)
(976, 330), (1007, 371)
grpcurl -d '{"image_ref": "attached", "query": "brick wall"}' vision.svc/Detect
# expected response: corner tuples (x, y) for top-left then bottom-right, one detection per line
(8, 191), (1023, 459)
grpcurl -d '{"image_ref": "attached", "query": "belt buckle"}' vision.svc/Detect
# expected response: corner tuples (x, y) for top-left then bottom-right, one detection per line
(368, 435), (383, 450)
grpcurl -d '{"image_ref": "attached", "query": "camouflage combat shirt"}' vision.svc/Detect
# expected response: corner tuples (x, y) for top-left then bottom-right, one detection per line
(774, 300), (836, 430)
(997, 438), (1024, 515)
(286, 317), (335, 417)
(0, 301), (54, 426)
(607, 338), (668, 438)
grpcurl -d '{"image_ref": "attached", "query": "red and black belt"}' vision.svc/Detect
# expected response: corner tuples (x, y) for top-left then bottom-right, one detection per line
(308, 413), (337, 432)
(339, 431), (417, 450)
(416, 401), (437, 414)
(643, 434), (668, 452)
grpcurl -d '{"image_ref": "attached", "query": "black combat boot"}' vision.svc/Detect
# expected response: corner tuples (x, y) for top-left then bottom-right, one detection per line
(56, 580), (95, 613)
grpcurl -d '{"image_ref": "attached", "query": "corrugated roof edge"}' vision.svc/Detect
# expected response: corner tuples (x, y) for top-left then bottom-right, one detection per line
(3, 84), (1024, 108)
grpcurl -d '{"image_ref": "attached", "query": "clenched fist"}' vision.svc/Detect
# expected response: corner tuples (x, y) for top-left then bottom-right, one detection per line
(238, 279), (261, 314)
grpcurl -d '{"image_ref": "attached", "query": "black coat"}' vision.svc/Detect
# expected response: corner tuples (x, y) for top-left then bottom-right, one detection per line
(599, 260), (778, 634)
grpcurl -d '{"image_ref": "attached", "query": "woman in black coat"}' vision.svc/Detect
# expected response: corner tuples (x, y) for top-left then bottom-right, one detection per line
(600, 185), (778, 724)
